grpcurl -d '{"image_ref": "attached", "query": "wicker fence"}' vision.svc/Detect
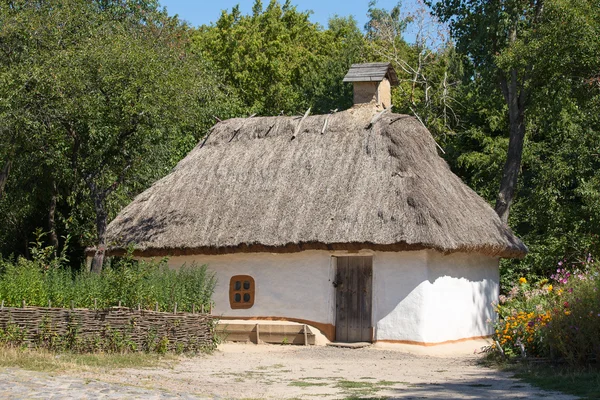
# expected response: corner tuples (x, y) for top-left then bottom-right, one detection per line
(0, 304), (215, 353)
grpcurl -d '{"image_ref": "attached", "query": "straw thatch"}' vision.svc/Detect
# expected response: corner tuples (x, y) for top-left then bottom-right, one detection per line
(102, 106), (527, 258)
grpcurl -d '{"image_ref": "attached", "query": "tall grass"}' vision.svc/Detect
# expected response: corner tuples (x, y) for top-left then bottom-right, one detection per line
(0, 245), (215, 312)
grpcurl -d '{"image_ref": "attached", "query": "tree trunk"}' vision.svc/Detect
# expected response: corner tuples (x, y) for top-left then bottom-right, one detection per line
(48, 180), (59, 251)
(0, 159), (12, 200)
(495, 68), (527, 224)
(495, 111), (525, 223)
(90, 195), (108, 274)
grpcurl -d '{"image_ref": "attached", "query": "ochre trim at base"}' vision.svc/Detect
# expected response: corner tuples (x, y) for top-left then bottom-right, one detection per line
(218, 316), (335, 342)
(375, 334), (492, 347)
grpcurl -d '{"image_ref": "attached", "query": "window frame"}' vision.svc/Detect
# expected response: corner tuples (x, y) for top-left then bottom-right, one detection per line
(229, 275), (255, 309)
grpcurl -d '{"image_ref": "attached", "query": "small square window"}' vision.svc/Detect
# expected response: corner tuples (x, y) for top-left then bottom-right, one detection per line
(229, 275), (255, 309)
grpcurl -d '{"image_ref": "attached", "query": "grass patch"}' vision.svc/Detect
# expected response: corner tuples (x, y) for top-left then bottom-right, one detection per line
(255, 363), (285, 370)
(336, 380), (381, 397)
(289, 381), (329, 387)
(300, 376), (338, 380)
(335, 379), (404, 397)
(506, 362), (600, 399)
(376, 380), (404, 386)
(337, 380), (376, 389)
(0, 347), (176, 372)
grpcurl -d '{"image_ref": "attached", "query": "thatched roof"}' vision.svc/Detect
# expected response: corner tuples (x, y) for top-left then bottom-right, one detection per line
(102, 106), (527, 258)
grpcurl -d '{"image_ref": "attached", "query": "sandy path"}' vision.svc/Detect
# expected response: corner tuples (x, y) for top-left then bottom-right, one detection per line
(68, 343), (575, 399)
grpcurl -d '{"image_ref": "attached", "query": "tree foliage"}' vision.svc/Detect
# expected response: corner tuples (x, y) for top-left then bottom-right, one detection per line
(437, 0), (600, 283)
(364, 0), (462, 137)
(0, 0), (239, 269)
(193, 0), (364, 115)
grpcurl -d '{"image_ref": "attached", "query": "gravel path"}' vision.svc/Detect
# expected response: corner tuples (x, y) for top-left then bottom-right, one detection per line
(0, 344), (578, 399)
(0, 367), (205, 399)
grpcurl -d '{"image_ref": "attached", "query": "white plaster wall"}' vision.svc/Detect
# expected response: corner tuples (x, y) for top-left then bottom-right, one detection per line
(372, 250), (499, 343)
(137, 249), (498, 344)
(159, 251), (336, 326)
(372, 251), (429, 342)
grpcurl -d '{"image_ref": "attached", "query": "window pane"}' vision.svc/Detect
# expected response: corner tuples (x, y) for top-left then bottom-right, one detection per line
(234, 281), (241, 291)
(243, 281), (250, 290)
(243, 293), (251, 303)
(234, 293), (241, 302)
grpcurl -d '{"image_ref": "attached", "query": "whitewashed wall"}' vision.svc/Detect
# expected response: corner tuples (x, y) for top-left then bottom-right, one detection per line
(147, 249), (499, 344)
(372, 251), (499, 343)
(160, 251), (337, 326)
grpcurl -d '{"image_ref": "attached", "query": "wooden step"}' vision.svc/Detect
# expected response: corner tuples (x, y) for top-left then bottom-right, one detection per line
(216, 322), (315, 345)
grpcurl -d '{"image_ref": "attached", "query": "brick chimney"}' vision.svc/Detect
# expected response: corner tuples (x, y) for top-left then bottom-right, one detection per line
(343, 63), (398, 109)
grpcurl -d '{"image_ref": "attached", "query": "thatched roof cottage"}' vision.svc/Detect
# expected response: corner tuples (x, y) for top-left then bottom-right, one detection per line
(97, 63), (526, 345)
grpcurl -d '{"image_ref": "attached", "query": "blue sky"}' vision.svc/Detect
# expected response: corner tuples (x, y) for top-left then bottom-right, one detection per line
(158, 0), (407, 30)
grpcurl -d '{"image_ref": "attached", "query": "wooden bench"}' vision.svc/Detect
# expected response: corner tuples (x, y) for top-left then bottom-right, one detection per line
(215, 322), (315, 345)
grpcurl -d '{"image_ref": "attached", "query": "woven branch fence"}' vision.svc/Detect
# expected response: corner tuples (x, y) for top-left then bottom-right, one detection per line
(0, 304), (215, 353)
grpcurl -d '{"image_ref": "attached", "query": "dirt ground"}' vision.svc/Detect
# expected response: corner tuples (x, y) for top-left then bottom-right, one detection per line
(72, 343), (575, 399)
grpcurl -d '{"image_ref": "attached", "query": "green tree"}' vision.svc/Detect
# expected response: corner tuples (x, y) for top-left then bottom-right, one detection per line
(0, 0), (239, 270)
(431, 0), (600, 223)
(193, 0), (364, 116)
(437, 0), (600, 282)
(364, 1), (463, 138)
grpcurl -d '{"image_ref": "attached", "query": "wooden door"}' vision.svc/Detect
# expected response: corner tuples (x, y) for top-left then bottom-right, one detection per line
(335, 256), (373, 342)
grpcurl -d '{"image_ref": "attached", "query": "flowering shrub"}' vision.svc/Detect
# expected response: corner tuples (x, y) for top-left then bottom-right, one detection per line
(493, 277), (554, 357)
(492, 253), (599, 365)
(544, 254), (600, 365)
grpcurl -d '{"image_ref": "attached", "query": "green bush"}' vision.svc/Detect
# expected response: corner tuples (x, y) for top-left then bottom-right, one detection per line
(0, 240), (215, 312)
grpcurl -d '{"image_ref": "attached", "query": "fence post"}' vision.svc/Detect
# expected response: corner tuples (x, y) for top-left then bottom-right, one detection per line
(303, 324), (308, 346)
(155, 302), (159, 312)
(137, 303), (141, 311)
(201, 304), (204, 314)
(1, 300), (4, 309)
(22, 300), (25, 308)
(48, 299), (51, 308)
(192, 304), (195, 314)
(118, 300), (121, 308)
(71, 300), (74, 309)
(173, 302), (177, 314)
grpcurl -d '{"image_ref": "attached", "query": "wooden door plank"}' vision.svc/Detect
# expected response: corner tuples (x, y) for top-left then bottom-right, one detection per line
(347, 257), (355, 342)
(342, 257), (350, 342)
(361, 257), (373, 342)
(349, 257), (360, 342)
(335, 257), (349, 342)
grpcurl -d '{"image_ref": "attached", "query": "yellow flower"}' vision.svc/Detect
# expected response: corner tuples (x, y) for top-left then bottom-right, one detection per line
(519, 277), (527, 284)
(564, 310), (571, 316)
(547, 284), (553, 292)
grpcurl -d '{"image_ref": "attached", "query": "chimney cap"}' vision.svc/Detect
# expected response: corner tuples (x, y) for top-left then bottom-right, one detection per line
(343, 63), (399, 86)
